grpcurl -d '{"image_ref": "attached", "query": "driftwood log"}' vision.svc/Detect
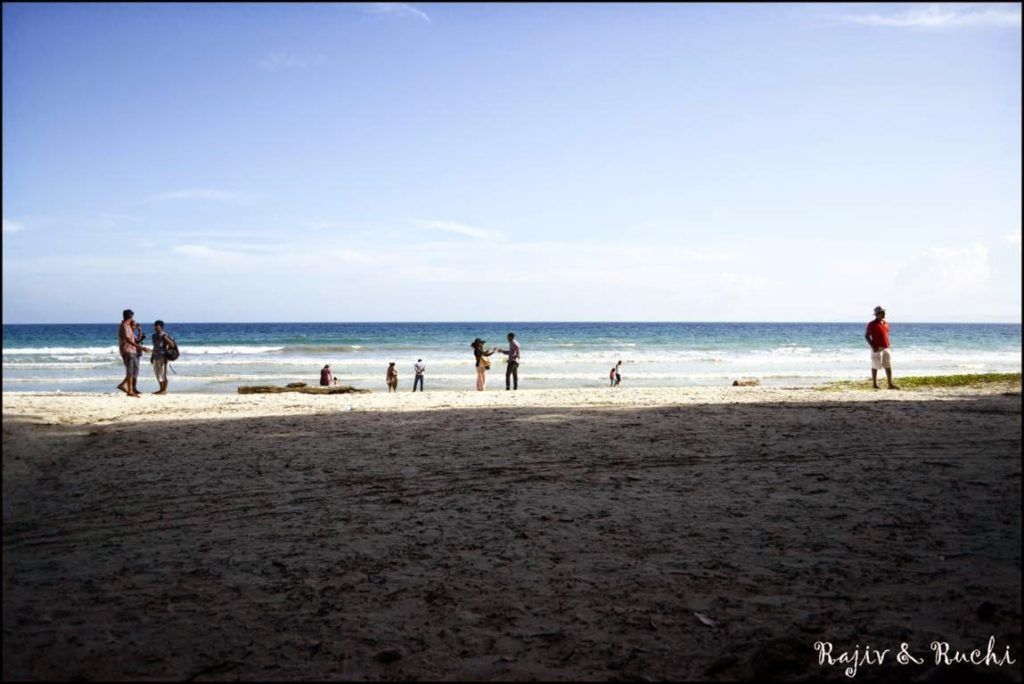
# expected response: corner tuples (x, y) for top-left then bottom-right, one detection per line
(732, 378), (761, 387)
(237, 385), (371, 395)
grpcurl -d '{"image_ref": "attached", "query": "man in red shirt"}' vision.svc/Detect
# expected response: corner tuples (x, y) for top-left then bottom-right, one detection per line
(865, 305), (898, 390)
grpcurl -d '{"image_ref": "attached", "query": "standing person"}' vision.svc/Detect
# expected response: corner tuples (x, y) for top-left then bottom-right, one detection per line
(613, 360), (623, 387)
(865, 306), (898, 390)
(117, 309), (143, 397)
(472, 338), (495, 391)
(386, 362), (399, 392)
(151, 320), (175, 394)
(497, 332), (521, 391)
(132, 322), (146, 390)
(412, 359), (426, 392)
(320, 364), (332, 387)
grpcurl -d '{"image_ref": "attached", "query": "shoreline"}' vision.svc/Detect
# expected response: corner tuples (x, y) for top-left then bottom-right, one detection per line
(3, 381), (1019, 426)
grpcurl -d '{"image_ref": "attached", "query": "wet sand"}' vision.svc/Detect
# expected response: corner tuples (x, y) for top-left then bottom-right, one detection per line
(3, 385), (1021, 680)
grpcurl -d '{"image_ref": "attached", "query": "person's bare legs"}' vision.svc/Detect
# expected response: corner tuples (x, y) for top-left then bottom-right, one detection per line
(885, 367), (898, 390)
(871, 368), (880, 389)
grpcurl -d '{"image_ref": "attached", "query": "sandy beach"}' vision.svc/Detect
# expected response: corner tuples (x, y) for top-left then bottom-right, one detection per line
(3, 384), (1021, 681)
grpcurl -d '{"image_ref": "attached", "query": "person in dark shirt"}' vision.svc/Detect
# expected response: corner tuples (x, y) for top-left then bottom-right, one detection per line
(320, 364), (332, 387)
(472, 338), (496, 391)
(150, 320), (175, 394)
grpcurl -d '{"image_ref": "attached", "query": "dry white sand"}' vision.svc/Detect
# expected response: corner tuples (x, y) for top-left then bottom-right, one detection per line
(2, 383), (1014, 425)
(3, 384), (1021, 680)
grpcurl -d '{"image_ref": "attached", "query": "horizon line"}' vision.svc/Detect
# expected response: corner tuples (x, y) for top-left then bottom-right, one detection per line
(3, 320), (1022, 326)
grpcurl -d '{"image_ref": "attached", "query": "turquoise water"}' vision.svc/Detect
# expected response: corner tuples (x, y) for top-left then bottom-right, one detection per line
(2, 322), (1021, 393)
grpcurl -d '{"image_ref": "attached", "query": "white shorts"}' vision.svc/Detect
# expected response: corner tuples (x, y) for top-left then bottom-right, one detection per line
(871, 348), (892, 370)
(153, 357), (168, 382)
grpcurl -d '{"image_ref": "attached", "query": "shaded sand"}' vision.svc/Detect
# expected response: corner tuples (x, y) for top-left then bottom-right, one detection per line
(3, 385), (1021, 680)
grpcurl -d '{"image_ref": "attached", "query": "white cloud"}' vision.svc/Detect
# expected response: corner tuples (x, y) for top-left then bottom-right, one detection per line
(841, 3), (1021, 29)
(2, 219), (26, 234)
(892, 243), (992, 315)
(259, 52), (327, 71)
(1004, 232), (1022, 245)
(413, 219), (506, 241)
(149, 189), (247, 203)
(365, 3), (430, 22)
(172, 242), (379, 268)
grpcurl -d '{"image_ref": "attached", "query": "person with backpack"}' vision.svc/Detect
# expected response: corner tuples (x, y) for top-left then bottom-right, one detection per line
(151, 320), (177, 394)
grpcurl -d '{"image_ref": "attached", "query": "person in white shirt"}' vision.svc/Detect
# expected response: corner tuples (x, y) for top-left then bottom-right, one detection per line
(497, 332), (521, 391)
(412, 359), (426, 392)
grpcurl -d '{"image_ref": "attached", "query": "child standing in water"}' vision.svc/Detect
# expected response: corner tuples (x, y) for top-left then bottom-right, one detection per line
(386, 362), (398, 392)
(610, 360), (622, 387)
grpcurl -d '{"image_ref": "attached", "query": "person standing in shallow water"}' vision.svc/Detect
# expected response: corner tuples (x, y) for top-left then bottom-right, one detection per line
(386, 362), (398, 392)
(610, 360), (622, 387)
(320, 364), (332, 387)
(865, 306), (899, 390)
(472, 338), (496, 391)
(497, 332), (521, 390)
(412, 359), (425, 392)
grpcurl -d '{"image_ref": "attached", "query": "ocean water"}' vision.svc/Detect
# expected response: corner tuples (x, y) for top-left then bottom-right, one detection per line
(2, 322), (1021, 394)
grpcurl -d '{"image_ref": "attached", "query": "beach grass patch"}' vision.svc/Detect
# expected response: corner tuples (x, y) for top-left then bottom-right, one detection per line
(822, 373), (1021, 391)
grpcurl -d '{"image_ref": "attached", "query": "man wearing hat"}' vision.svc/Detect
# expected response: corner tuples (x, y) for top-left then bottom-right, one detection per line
(472, 338), (496, 391)
(865, 306), (898, 390)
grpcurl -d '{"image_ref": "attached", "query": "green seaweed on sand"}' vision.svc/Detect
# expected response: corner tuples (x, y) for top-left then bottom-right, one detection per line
(822, 373), (1021, 391)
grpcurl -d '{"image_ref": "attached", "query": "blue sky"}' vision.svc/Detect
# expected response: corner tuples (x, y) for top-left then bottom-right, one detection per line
(3, 2), (1021, 323)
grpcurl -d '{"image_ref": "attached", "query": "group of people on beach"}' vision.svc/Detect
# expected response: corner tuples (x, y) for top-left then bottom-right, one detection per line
(471, 332), (522, 391)
(117, 309), (177, 396)
(118, 306), (899, 396)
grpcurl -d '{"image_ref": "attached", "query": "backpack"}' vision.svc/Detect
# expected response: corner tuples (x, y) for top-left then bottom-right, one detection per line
(163, 334), (180, 361)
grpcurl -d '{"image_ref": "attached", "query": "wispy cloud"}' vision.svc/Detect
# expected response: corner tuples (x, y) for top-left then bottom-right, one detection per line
(148, 189), (248, 203)
(413, 219), (505, 241)
(259, 52), (327, 72)
(365, 3), (431, 22)
(841, 3), (1021, 29)
(3, 218), (27, 234)
(1004, 232), (1022, 245)
(172, 242), (379, 267)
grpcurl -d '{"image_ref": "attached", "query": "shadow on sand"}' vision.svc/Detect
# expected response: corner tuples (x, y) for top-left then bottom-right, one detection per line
(3, 393), (1021, 681)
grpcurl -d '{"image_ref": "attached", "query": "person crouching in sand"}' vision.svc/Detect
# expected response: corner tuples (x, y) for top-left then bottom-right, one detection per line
(386, 362), (398, 392)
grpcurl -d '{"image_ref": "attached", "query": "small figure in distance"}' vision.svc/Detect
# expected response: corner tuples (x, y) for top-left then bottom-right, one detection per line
(413, 358), (425, 392)
(320, 364), (332, 387)
(386, 362), (399, 392)
(865, 306), (898, 390)
(610, 360), (622, 387)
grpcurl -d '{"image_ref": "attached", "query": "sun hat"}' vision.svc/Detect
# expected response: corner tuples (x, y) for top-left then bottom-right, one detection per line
(873, 306), (886, 314)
